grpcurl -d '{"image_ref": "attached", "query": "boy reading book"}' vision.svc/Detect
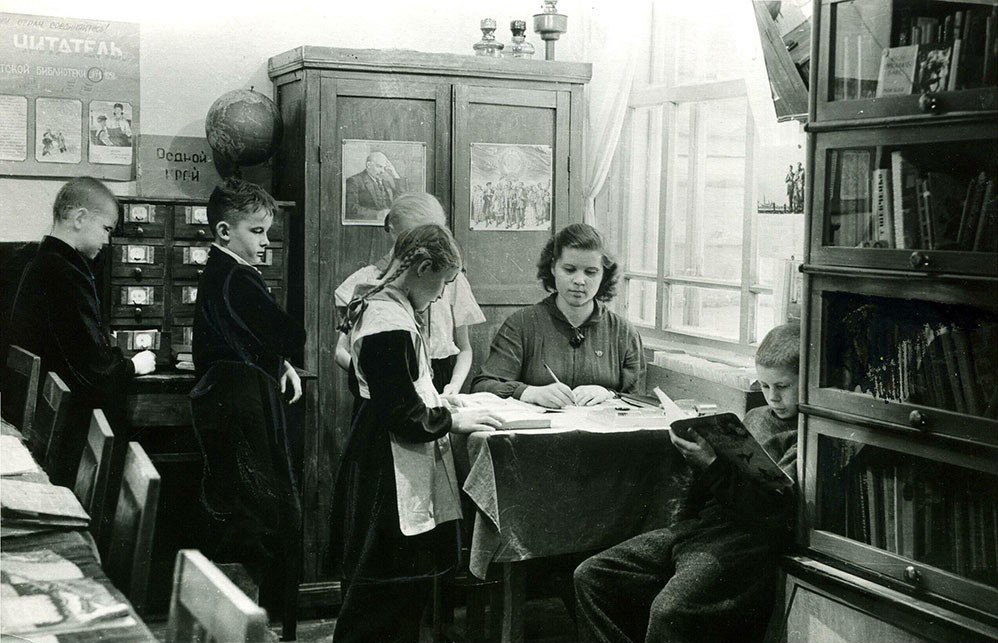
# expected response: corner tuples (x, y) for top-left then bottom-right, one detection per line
(190, 178), (306, 605)
(574, 322), (800, 643)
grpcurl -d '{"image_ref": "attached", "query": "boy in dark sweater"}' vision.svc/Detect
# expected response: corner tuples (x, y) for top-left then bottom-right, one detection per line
(190, 178), (305, 596)
(7, 177), (156, 467)
(574, 323), (801, 643)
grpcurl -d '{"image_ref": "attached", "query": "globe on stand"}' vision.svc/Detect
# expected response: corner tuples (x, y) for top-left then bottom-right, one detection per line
(205, 89), (283, 178)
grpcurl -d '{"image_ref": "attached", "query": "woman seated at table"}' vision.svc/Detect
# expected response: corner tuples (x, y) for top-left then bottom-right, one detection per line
(471, 222), (645, 408)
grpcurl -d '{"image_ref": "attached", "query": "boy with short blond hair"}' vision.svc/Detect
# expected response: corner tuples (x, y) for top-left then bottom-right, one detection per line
(574, 323), (801, 643)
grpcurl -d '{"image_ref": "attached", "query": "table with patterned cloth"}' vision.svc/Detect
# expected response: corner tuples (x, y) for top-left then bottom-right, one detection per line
(459, 425), (688, 643)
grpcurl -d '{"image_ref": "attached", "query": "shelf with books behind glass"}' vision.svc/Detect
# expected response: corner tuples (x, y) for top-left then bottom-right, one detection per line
(810, 119), (997, 275)
(804, 413), (998, 623)
(804, 271), (997, 446)
(815, 0), (998, 123)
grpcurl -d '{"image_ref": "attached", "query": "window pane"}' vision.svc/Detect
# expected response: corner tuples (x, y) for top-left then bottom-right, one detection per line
(626, 279), (657, 327)
(754, 121), (807, 286)
(670, 13), (745, 85)
(667, 285), (740, 341)
(671, 100), (746, 283)
(669, 103), (691, 276)
(756, 293), (775, 342)
(626, 107), (661, 273)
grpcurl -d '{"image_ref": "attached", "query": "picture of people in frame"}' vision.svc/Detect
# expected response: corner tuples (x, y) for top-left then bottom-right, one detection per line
(470, 143), (553, 231)
(88, 100), (134, 165)
(341, 139), (427, 225)
(35, 97), (82, 164)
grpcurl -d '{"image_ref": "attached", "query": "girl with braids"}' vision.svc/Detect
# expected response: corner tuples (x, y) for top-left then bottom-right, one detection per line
(331, 224), (503, 642)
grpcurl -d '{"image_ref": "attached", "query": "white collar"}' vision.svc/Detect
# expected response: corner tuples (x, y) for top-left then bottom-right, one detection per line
(211, 242), (259, 271)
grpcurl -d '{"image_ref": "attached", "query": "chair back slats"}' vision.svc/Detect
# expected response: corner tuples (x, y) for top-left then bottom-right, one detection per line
(26, 371), (71, 468)
(2, 345), (41, 437)
(105, 442), (160, 615)
(166, 550), (270, 643)
(73, 409), (114, 543)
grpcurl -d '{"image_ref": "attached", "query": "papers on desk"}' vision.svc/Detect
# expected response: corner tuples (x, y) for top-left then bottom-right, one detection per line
(1, 549), (133, 636)
(1, 434), (41, 476)
(0, 480), (89, 529)
(455, 392), (553, 429)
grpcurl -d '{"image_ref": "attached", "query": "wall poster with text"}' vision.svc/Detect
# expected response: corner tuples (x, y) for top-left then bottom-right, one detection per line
(0, 12), (140, 179)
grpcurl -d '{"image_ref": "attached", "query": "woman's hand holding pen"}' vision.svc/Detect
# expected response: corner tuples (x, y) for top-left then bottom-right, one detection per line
(521, 383), (575, 408)
(450, 410), (503, 433)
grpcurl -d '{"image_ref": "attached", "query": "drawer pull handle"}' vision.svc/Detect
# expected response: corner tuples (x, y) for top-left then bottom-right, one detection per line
(132, 267), (143, 278)
(133, 306), (143, 319)
(197, 229), (206, 238)
(197, 269), (204, 277)
(135, 226), (145, 236)
(904, 565), (921, 584)
(908, 410), (927, 429)
(908, 251), (929, 269)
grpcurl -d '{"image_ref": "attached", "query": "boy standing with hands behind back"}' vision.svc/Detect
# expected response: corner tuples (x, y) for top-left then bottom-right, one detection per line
(574, 322), (801, 643)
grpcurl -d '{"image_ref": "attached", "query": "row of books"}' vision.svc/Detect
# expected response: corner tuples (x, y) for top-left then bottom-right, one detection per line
(879, 5), (998, 95)
(831, 451), (998, 585)
(836, 306), (998, 419)
(829, 148), (996, 252)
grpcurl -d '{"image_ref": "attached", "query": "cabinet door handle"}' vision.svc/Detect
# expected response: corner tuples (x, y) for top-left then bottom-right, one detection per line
(908, 251), (930, 269)
(909, 410), (928, 429)
(918, 92), (940, 114)
(904, 565), (921, 584)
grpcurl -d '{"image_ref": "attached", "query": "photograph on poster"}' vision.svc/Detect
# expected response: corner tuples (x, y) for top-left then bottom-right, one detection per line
(0, 94), (27, 162)
(35, 97), (81, 164)
(342, 139), (426, 225)
(88, 100), (134, 165)
(470, 143), (553, 231)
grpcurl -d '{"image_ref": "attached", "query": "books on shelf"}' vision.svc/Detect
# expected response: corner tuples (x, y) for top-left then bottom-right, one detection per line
(876, 45), (919, 96)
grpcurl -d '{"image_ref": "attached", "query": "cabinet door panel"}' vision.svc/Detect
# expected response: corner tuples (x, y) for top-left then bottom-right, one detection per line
(453, 84), (576, 306)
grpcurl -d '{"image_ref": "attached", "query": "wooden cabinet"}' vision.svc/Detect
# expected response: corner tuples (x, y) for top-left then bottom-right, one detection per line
(268, 47), (590, 602)
(787, 1), (998, 639)
(813, 0), (998, 124)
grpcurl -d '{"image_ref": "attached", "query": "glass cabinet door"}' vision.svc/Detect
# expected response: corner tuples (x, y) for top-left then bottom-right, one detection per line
(812, 123), (997, 275)
(809, 274), (998, 444)
(817, 0), (998, 121)
(808, 416), (998, 617)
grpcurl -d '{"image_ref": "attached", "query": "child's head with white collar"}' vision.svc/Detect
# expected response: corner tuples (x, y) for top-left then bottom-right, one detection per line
(755, 322), (801, 420)
(207, 178), (278, 265)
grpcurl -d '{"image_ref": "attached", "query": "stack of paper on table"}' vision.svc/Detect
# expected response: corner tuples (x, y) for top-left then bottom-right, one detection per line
(0, 435), (41, 477)
(1, 550), (133, 636)
(0, 480), (89, 530)
(454, 392), (554, 429)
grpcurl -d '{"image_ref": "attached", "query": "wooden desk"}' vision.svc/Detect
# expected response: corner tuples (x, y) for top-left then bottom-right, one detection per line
(0, 433), (156, 642)
(460, 426), (687, 643)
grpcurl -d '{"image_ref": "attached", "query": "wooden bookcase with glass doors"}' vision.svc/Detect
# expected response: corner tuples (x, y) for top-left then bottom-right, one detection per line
(785, 0), (998, 641)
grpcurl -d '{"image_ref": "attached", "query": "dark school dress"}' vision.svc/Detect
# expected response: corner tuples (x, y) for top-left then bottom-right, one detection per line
(191, 247), (306, 605)
(574, 406), (798, 643)
(331, 288), (462, 643)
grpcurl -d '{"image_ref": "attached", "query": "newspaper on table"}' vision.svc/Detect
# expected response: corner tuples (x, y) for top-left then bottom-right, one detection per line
(0, 434), (41, 476)
(0, 480), (89, 529)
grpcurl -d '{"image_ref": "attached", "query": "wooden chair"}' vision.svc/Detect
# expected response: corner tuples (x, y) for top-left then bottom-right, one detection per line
(72, 409), (114, 544)
(29, 371), (72, 471)
(105, 442), (160, 615)
(166, 550), (271, 643)
(2, 345), (41, 437)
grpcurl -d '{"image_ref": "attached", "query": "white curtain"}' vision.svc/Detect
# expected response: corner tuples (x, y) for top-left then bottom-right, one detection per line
(580, 1), (640, 226)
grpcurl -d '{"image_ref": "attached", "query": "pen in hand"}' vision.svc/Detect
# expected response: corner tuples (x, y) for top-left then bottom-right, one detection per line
(544, 363), (562, 385)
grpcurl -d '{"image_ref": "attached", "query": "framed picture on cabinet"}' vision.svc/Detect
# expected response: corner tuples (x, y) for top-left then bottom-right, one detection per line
(341, 139), (427, 226)
(470, 142), (553, 231)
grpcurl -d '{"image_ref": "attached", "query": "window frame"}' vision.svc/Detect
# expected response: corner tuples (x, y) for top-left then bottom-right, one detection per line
(621, 75), (776, 357)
